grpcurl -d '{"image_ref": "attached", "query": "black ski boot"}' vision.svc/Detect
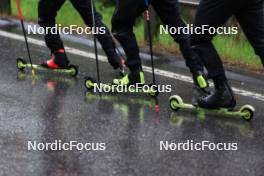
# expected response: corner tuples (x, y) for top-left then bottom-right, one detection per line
(41, 49), (69, 69)
(197, 80), (236, 109)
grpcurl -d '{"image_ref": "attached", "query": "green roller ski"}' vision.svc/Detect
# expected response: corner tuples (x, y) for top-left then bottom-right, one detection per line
(169, 95), (255, 121)
(84, 77), (159, 97)
(16, 58), (78, 77)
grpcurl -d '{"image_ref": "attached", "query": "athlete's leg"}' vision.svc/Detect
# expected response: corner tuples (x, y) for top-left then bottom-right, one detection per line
(112, 0), (145, 74)
(151, 0), (209, 92)
(152, 0), (204, 74)
(235, 0), (264, 67)
(191, 0), (236, 109)
(38, 0), (69, 68)
(191, 0), (233, 80)
(70, 0), (122, 70)
(110, 0), (147, 85)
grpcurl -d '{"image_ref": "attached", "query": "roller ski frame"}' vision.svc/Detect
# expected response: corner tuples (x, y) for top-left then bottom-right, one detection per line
(84, 77), (159, 97)
(169, 95), (255, 121)
(16, 58), (78, 77)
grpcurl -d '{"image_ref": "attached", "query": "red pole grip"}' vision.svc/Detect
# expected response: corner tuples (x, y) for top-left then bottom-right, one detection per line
(15, 0), (24, 20)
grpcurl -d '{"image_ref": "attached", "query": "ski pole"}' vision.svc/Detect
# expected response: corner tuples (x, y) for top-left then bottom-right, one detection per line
(90, 0), (101, 91)
(144, 0), (160, 113)
(15, 0), (35, 76)
(144, 0), (156, 85)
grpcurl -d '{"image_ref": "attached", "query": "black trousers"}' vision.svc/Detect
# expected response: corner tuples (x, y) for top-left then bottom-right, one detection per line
(112, 0), (203, 73)
(38, 0), (119, 68)
(191, 0), (264, 80)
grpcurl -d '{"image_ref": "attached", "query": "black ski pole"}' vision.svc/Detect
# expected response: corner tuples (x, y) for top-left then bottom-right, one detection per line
(144, 0), (160, 113)
(144, 0), (156, 85)
(15, 0), (35, 76)
(90, 0), (101, 90)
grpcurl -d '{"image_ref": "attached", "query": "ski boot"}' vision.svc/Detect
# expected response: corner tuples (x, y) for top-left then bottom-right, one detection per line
(111, 71), (158, 97)
(16, 49), (78, 77)
(41, 49), (69, 69)
(112, 71), (145, 86)
(197, 81), (236, 109)
(85, 71), (158, 97)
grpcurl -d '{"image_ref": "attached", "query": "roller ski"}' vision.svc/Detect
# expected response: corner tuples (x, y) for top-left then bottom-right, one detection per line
(169, 95), (254, 121)
(169, 81), (255, 121)
(16, 58), (78, 77)
(15, 0), (78, 77)
(84, 72), (158, 97)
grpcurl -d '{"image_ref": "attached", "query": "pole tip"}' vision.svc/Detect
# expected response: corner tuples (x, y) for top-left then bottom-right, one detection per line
(155, 105), (160, 113)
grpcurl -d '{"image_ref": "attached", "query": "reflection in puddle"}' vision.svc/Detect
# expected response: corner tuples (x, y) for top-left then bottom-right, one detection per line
(17, 71), (77, 88)
(85, 91), (159, 124)
(170, 112), (254, 137)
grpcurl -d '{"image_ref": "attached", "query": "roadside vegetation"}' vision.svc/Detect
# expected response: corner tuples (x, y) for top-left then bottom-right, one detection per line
(11, 0), (262, 72)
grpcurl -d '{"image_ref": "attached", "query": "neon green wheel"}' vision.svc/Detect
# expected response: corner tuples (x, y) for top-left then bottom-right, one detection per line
(149, 91), (156, 97)
(148, 89), (158, 97)
(169, 95), (183, 111)
(240, 106), (254, 121)
(69, 65), (78, 77)
(16, 58), (26, 71)
(148, 84), (159, 97)
(84, 77), (95, 90)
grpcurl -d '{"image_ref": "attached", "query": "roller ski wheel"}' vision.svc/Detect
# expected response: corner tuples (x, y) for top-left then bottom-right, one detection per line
(239, 105), (255, 121)
(68, 65), (78, 77)
(16, 58), (27, 71)
(169, 95), (183, 112)
(148, 84), (159, 97)
(84, 77), (96, 90)
(169, 95), (255, 121)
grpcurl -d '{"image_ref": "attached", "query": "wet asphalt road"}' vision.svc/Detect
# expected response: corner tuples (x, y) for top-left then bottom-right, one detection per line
(0, 22), (264, 176)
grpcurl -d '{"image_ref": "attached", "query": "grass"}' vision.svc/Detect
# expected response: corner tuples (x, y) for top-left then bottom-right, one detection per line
(213, 36), (262, 68)
(11, 0), (262, 72)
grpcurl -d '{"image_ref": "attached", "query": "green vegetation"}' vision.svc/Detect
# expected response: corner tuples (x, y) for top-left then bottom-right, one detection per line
(11, 0), (262, 70)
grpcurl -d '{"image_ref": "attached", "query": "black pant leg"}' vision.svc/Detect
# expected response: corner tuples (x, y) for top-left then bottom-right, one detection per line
(235, 0), (264, 67)
(152, 0), (203, 73)
(70, 0), (120, 68)
(38, 0), (66, 52)
(111, 0), (145, 72)
(191, 0), (232, 79)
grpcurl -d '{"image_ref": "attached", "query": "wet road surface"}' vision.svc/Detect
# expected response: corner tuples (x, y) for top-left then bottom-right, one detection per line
(0, 21), (264, 176)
